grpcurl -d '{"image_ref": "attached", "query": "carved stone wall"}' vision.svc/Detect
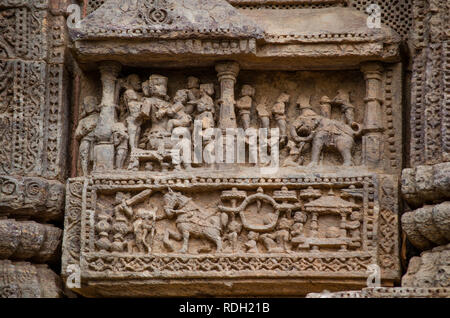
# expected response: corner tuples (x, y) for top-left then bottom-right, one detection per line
(0, 0), (71, 298)
(0, 0), (447, 298)
(400, 0), (450, 293)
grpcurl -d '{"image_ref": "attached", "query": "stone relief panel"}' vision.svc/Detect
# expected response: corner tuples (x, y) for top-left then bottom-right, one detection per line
(74, 66), (401, 176)
(63, 172), (400, 292)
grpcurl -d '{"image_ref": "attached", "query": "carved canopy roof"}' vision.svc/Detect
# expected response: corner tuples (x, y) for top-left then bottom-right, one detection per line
(70, 0), (264, 40)
(304, 193), (358, 210)
(70, 0), (402, 69)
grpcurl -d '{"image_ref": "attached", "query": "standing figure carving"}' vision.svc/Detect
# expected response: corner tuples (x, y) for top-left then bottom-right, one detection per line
(272, 93), (290, 146)
(112, 122), (129, 169)
(75, 96), (100, 176)
(236, 85), (255, 130)
(122, 74), (144, 151)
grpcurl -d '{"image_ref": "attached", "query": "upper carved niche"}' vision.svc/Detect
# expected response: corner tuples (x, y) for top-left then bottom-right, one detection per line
(76, 66), (389, 176)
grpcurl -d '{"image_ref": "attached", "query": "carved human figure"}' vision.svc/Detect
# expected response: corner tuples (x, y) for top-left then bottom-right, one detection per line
(140, 74), (172, 152)
(162, 190), (225, 253)
(185, 76), (201, 114)
(189, 83), (215, 129)
(290, 211), (308, 250)
(319, 96), (332, 119)
(284, 95), (318, 167)
(236, 85), (255, 130)
(224, 220), (242, 253)
(167, 89), (192, 132)
(260, 217), (292, 253)
(122, 74), (145, 150)
(256, 97), (271, 129)
(133, 207), (157, 254)
(75, 96), (100, 176)
(245, 231), (259, 253)
(112, 122), (129, 169)
(112, 192), (133, 252)
(344, 211), (361, 247)
(272, 93), (290, 145)
(333, 89), (355, 126)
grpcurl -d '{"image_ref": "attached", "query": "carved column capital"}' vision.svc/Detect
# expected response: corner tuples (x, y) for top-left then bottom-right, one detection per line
(215, 61), (240, 80)
(361, 62), (384, 79)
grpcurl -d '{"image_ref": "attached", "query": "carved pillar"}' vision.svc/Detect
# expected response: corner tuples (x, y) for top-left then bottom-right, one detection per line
(361, 62), (384, 168)
(93, 61), (122, 172)
(215, 62), (240, 130)
(95, 61), (122, 142)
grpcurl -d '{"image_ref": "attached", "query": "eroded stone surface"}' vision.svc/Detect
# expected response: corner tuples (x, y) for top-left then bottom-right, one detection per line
(0, 219), (62, 263)
(0, 260), (63, 298)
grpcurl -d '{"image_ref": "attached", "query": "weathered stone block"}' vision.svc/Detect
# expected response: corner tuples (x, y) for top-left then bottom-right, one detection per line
(0, 260), (63, 298)
(0, 219), (62, 263)
(0, 176), (64, 221)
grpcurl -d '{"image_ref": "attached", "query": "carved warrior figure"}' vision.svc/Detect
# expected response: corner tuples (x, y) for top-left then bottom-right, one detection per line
(162, 190), (227, 253)
(236, 85), (255, 130)
(75, 96), (100, 176)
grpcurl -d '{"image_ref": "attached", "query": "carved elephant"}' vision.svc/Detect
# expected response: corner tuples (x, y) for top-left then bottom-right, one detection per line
(293, 116), (362, 166)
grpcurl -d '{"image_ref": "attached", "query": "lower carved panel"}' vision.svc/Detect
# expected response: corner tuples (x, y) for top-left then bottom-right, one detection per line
(62, 172), (400, 296)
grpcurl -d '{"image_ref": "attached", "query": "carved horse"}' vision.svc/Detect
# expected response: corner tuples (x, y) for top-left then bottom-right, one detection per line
(162, 190), (227, 253)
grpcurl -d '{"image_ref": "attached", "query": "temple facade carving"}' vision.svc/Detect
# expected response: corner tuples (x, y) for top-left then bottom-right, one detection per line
(0, 0), (448, 298)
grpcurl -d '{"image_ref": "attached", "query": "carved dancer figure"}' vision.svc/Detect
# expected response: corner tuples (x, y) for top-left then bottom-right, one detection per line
(75, 96), (100, 176)
(236, 85), (255, 130)
(272, 93), (290, 146)
(112, 122), (129, 169)
(133, 207), (158, 254)
(162, 190), (226, 253)
(167, 89), (192, 132)
(188, 83), (216, 129)
(256, 96), (271, 129)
